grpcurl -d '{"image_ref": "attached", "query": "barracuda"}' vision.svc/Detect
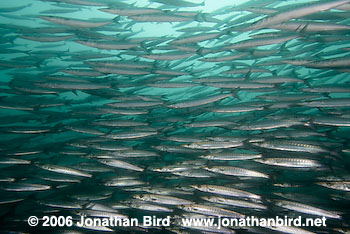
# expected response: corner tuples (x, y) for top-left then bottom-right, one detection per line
(316, 181), (350, 192)
(76, 40), (140, 50)
(140, 51), (196, 60)
(212, 105), (264, 113)
(199, 53), (247, 62)
(99, 7), (163, 16)
(254, 158), (322, 168)
(235, 119), (305, 130)
(110, 149), (159, 158)
(202, 196), (267, 210)
(0, 157), (31, 165)
(252, 140), (328, 153)
(106, 101), (163, 108)
(19, 34), (74, 42)
(38, 16), (113, 28)
(3, 183), (51, 192)
(298, 98), (350, 108)
(39, 164), (93, 178)
(129, 201), (173, 212)
(311, 117), (350, 127)
(149, 0), (204, 7)
(191, 185), (261, 200)
(50, 0), (107, 6)
(147, 82), (198, 88)
(183, 141), (242, 149)
(167, 93), (232, 109)
(246, 0), (350, 31)
(178, 203), (245, 218)
(128, 14), (193, 22)
(99, 159), (144, 172)
(205, 81), (275, 89)
(271, 21), (350, 32)
(105, 178), (144, 187)
(133, 194), (192, 205)
(223, 35), (298, 50)
(35, 81), (110, 90)
(200, 152), (262, 161)
(274, 200), (341, 219)
(204, 166), (269, 179)
(103, 131), (157, 140)
(170, 32), (223, 45)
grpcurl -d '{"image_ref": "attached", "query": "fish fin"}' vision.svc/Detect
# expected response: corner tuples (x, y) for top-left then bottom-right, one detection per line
(245, 69), (251, 78)
(35, 62), (41, 69)
(304, 79), (312, 88)
(306, 119), (317, 131)
(140, 40), (149, 51)
(297, 22), (309, 33)
(196, 47), (204, 56)
(322, 92), (331, 99)
(262, 104), (272, 111)
(64, 100), (72, 107)
(33, 105), (42, 112)
(327, 158), (335, 174)
(81, 202), (93, 210)
(231, 88), (241, 100)
(280, 41), (290, 54)
(141, 165), (149, 175)
(52, 122), (63, 133)
(23, 50), (32, 55)
(72, 90), (79, 96)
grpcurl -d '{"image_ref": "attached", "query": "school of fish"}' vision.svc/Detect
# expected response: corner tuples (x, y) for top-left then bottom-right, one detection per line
(0, 0), (350, 233)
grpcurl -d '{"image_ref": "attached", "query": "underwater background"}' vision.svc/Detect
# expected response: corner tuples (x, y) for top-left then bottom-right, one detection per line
(0, 0), (350, 233)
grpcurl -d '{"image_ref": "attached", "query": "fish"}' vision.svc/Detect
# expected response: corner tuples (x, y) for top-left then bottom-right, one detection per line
(3, 183), (51, 192)
(19, 34), (74, 42)
(204, 166), (269, 179)
(246, 0), (350, 31)
(98, 159), (144, 172)
(169, 32), (223, 45)
(133, 194), (192, 205)
(149, 0), (205, 7)
(223, 35), (299, 50)
(316, 181), (350, 192)
(191, 185), (261, 200)
(38, 15), (113, 28)
(200, 151), (262, 161)
(38, 164), (93, 177)
(99, 7), (163, 16)
(274, 199), (342, 219)
(254, 158), (322, 168)
(128, 14), (193, 22)
(140, 51), (196, 60)
(167, 93), (232, 108)
(128, 200), (173, 212)
(75, 40), (140, 50)
(202, 196), (267, 210)
(251, 140), (328, 153)
(183, 141), (242, 149)
(178, 203), (245, 218)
